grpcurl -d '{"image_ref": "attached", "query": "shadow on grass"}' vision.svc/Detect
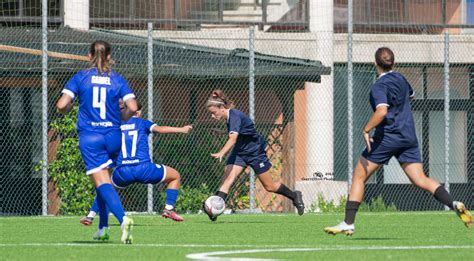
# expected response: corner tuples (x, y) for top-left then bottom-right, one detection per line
(70, 241), (111, 244)
(350, 237), (399, 241)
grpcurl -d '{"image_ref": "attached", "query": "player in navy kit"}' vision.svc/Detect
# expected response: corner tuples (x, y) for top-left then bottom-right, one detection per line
(324, 47), (472, 236)
(203, 89), (304, 221)
(80, 101), (192, 227)
(56, 40), (138, 244)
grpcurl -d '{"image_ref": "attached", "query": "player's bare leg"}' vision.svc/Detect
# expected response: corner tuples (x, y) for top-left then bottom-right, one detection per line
(161, 166), (184, 222)
(402, 163), (472, 228)
(257, 171), (305, 215)
(325, 157), (380, 236)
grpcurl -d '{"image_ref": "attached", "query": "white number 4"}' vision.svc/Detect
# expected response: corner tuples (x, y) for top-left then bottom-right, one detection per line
(93, 86), (106, 119)
(121, 130), (138, 158)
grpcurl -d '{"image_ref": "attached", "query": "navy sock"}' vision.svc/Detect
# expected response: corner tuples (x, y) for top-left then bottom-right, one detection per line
(165, 189), (179, 209)
(433, 185), (454, 210)
(95, 193), (109, 229)
(96, 183), (125, 224)
(344, 201), (361, 225)
(275, 184), (296, 201)
(215, 191), (228, 201)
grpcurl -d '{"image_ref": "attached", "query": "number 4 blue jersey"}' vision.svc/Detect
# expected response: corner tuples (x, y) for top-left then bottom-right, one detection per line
(117, 117), (156, 167)
(62, 68), (135, 134)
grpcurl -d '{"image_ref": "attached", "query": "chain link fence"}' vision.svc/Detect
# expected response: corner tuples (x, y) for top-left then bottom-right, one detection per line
(0, 0), (472, 215)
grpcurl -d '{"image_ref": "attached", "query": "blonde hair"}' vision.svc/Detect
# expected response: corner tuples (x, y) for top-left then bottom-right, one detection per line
(206, 89), (234, 109)
(90, 40), (113, 74)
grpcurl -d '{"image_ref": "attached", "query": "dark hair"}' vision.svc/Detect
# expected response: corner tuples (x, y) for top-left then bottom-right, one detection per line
(90, 40), (112, 74)
(206, 89), (234, 109)
(375, 47), (395, 71)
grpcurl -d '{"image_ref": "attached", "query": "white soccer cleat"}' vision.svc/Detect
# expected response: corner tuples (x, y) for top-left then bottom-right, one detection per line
(92, 227), (109, 241)
(121, 216), (134, 244)
(453, 201), (472, 229)
(324, 221), (355, 236)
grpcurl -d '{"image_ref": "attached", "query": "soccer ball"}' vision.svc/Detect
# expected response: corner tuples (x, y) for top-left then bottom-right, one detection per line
(204, 196), (226, 217)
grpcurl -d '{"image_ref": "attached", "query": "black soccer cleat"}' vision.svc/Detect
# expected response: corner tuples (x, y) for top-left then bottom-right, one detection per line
(202, 201), (218, 222)
(293, 191), (305, 215)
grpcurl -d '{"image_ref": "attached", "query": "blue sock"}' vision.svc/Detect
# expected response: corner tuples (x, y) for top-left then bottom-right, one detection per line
(95, 193), (109, 229)
(165, 189), (179, 209)
(96, 184), (125, 224)
(91, 196), (109, 214)
(91, 196), (100, 213)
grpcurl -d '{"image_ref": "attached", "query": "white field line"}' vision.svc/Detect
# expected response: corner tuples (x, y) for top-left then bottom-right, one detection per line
(0, 211), (456, 219)
(186, 245), (474, 260)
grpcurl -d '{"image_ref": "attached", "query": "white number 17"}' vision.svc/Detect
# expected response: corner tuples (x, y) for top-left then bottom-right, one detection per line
(121, 130), (138, 158)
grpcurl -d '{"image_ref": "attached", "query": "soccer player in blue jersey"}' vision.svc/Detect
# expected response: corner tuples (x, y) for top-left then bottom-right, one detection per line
(80, 101), (192, 229)
(56, 40), (138, 244)
(203, 89), (304, 221)
(324, 47), (472, 236)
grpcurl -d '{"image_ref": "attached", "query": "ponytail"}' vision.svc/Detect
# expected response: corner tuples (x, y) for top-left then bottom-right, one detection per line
(90, 40), (112, 74)
(206, 89), (234, 109)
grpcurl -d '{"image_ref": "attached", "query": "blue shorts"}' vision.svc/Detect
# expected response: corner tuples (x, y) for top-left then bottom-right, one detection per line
(112, 162), (166, 188)
(227, 150), (272, 175)
(362, 138), (422, 165)
(78, 130), (121, 175)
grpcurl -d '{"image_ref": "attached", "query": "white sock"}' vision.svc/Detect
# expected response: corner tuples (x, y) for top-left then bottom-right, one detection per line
(165, 204), (174, 211)
(87, 211), (96, 218)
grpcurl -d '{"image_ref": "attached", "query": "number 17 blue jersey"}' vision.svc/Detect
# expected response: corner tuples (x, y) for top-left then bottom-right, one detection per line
(117, 117), (157, 167)
(62, 68), (135, 134)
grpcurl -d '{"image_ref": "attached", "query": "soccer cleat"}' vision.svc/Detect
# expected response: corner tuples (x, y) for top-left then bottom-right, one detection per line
(202, 201), (217, 222)
(162, 209), (184, 222)
(92, 227), (110, 241)
(324, 221), (355, 236)
(80, 216), (94, 226)
(293, 191), (305, 215)
(453, 201), (472, 229)
(121, 216), (134, 244)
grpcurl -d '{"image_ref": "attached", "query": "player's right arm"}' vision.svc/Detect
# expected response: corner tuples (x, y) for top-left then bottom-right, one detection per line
(57, 72), (81, 114)
(152, 125), (193, 134)
(56, 94), (73, 114)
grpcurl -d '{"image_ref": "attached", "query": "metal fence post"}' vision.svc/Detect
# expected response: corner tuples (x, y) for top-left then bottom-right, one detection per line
(41, 0), (49, 216)
(249, 26), (256, 213)
(347, 0), (354, 192)
(147, 22), (154, 214)
(443, 28), (450, 211)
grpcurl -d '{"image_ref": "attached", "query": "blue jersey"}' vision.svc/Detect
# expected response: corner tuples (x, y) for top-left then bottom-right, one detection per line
(369, 71), (417, 145)
(227, 109), (265, 154)
(117, 117), (156, 167)
(62, 68), (135, 134)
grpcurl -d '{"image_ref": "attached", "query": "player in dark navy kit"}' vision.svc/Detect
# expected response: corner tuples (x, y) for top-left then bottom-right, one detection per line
(56, 40), (138, 244)
(80, 101), (192, 226)
(203, 89), (304, 221)
(324, 47), (472, 236)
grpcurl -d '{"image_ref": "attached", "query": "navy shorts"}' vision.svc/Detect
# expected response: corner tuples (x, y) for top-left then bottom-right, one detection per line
(112, 162), (166, 188)
(226, 150), (272, 175)
(78, 130), (121, 175)
(362, 138), (422, 165)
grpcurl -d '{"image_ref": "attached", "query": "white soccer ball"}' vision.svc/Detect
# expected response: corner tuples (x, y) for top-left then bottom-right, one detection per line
(204, 196), (226, 217)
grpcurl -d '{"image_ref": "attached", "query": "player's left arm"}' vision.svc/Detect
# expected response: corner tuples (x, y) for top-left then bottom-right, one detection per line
(211, 133), (238, 162)
(152, 125), (192, 134)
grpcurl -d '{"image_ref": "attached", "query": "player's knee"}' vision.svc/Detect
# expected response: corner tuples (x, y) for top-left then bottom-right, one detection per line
(263, 183), (278, 192)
